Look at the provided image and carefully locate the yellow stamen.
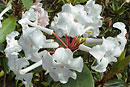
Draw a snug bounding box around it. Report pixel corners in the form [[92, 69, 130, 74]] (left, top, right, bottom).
[[60, 65, 64, 69], [85, 30, 93, 33]]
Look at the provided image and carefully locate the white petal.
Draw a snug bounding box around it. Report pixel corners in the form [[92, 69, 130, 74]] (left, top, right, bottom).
[[42, 51, 55, 71], [28, 30, 46, 49], [89, 45, 106, 61], [7, 54, 18, 71], [17, 58, 29, 70], [68, 57, 83, 72], [84, 0, 102, 16], [52, 68, 77, 84], [23, 73, 33, 85], [91, 58, 108, 72], [113, 22, 127, 36], [22, 8, 36, 21], [5, 31, 22, 56], [53, 48, 73, 63]]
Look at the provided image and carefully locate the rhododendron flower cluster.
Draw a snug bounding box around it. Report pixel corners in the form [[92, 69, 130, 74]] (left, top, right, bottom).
[[3, 0, 127, 87]]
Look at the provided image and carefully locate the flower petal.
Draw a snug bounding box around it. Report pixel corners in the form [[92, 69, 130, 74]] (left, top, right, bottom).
[[69, 57, 83, 72], [52, 48, 73, 64], [89, 45, 106, 62], [91, 58, 108, 72]]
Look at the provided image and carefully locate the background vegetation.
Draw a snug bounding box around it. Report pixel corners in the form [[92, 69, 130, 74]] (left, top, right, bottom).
[[0, 0, 130, 87]]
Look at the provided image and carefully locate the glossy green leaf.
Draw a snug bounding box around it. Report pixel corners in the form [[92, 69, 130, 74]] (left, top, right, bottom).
[[0, 16, 16, 44], [22, 0, 33, 9], [58, 65, 94, 87]]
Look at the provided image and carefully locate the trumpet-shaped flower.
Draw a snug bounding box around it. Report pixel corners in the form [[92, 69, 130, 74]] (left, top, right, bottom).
[[7, 53, 32, 87], [18, 25, 59, 62], [31, 3, 49, 27], [42, 48, 83, 83], [51, 4, 87, 37], [83, 0, 102, 37], [113, 22, 127, 54], [89, 37, 118, 72], [89, 22, 127, 72], [51, 0, 102, 37], [4, 28, 58, 87], [18, 2, 53, 35]]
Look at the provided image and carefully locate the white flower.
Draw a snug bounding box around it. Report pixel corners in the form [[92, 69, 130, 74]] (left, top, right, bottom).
[[89, 37, 118, 72], [4, 31, 22, 56], [126, 0, 130, 3], [89, 22, 127, 72], [42, 48, 83, 83], [19, 2, 52, 35], [21, 3, 49, 27], [7, 53, 32, 87], [84, 0, 102, 18], [31, 3, 49, 27], [22, 8, 37, 22], [51, 4, 88, 37], [51, 1, 102, 37], [83, 0, 102, 37], [18, 25, 59, 62], [113, 22, 127, 53], [79, 22, 127, 72]]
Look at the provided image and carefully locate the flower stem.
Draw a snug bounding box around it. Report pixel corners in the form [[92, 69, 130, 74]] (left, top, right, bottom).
[[70, 35, 78, 49], [65, 34, 69, 46], [53, 32, 68, 48]]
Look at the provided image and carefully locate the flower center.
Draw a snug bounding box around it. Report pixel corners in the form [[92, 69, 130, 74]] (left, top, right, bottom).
[[60, 65, 65, 69], [74, 19, 78, 23], [38, 19, 41, 23]]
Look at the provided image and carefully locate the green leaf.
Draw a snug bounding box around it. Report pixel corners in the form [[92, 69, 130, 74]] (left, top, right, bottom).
[[2, 58, 9, 74], [41, 82, 50, 86], [102, 55, 130, 82], [58, 65, 94, 87], [0, 16, 16, 44], [74, 0, 86, 3], [64, 0, 86, 4], [104, 79, 127, 87], [22, 0, 33, 9], [118, 50, 126, 61]]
